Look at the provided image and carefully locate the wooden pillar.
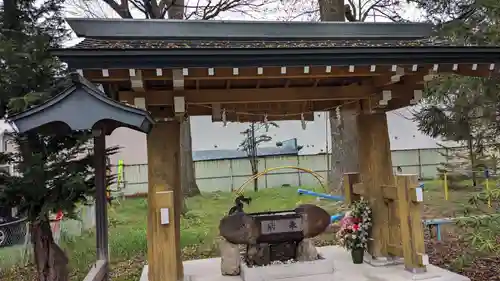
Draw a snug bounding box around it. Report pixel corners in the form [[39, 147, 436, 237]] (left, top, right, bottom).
[[93, 130, 109, 280], [357, 112, 393, 258], [147, 121, 183, 281]]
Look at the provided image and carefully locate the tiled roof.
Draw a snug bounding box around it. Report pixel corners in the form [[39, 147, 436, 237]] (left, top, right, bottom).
[[71, 37, 455, 50]]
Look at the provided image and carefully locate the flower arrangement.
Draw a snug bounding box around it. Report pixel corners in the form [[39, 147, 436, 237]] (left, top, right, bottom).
[[337, 199, 372, 251]]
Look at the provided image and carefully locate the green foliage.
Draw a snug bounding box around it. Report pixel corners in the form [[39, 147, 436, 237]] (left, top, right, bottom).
[[408, 0, 500, 45], [456, 189, 500, 255], [0, 0, 119, 226], [0, 132, 120, 221], [410, 0, 500, 186], [0, 0, 68, 115]]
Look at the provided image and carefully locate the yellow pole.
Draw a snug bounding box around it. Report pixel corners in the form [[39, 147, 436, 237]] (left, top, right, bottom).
[[443, 172, 449, 201], [117, 159, 124, 188]]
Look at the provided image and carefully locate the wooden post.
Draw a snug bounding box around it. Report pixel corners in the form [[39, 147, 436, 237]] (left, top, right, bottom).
[[93, 129, 109, 280], [343, 172, 360, 205], [395, 175, 427, 273], [147, 121, 183, 281], [357, 113, 393, 258]]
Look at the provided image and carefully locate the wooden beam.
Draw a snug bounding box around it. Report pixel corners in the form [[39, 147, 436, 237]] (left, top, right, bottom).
[[183, 65, 391, 80], [362, 84, 425, 113], [357, 112, 394, 258], [83, 66, 391, 82], [343, 173, 361, 205], [130, 69, 145, 92], [147, 121, 183, 281], [172, 69, 185, 90], [118, 84, 423, 105], [81, 64, 499, 84], [226, 112, 314, 122]]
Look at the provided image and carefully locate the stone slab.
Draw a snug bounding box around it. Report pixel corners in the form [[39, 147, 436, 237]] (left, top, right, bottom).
[[240, 258, 334, 281], [139, 246, 470, 281]]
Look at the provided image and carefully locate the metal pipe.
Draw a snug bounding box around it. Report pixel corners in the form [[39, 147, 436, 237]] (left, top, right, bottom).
[[297, 189, 344, 201]]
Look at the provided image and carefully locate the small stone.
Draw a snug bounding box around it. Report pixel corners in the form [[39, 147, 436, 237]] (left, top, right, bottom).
[[296, 238, 319, 261], [246, 243, 270, 266], [219, 239, 241, 276], [219, 213, 259, 244], [295, 204, 331, 238]]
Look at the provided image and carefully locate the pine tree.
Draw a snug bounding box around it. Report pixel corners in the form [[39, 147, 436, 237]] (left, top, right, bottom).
[[0, 0, 117, 280]]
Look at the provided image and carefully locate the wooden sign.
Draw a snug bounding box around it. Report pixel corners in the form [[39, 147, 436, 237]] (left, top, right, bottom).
[[260, 217, 303, 235]]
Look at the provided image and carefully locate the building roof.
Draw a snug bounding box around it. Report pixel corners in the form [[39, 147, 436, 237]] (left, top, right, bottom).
[[66, 18, 433, 41], [8, 73, 154, 135], [73, 38, 450, 50], [192, 138, 299, 161], [192, 147, 298, 161], [54, 18, 500, 69]]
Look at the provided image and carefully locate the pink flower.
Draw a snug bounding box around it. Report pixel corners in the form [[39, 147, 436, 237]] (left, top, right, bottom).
[[352, 224, 360, 231]]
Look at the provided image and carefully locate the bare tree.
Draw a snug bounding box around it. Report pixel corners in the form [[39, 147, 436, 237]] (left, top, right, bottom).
[[316, 0, 404, 193], [344, 0, 405, 22], [270, 0, 405, 22], [239, 121, 278, 192], [66, 0, 277, 20]]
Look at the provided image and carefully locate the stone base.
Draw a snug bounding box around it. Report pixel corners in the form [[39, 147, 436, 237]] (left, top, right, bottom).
[[363, 253, 404, 267], [139, 265, 193, 281], [139, 246, 470, 281], [240, 258, 334, 281]]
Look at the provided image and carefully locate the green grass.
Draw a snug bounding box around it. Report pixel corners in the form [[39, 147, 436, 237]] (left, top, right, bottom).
[[0, 183, 480, 281]]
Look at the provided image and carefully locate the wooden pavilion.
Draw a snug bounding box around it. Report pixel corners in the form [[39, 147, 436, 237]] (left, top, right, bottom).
[[53, 18, 500, 281]]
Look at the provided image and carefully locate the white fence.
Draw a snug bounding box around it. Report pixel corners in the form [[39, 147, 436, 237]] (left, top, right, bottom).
[[118, 154, 329, 195], [117, 148, 447, 195]]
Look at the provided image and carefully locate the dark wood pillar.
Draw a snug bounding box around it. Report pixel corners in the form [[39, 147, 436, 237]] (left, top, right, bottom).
[[147, 121, 183, 281], [357, 112, 393, 258], [93, 129, 109, 278]]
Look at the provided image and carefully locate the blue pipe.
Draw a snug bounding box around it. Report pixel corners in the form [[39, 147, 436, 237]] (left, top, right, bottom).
[[297, 189, 345, 201], [331, 213, 345, 222]]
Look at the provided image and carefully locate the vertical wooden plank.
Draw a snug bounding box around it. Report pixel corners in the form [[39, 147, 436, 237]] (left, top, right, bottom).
[[357, 113, 393, 258], [147, 121, 183, 281], [396, 175, 413, 270], [407, 175, 427, 272], [396, 175, 427, 272], [343, 173, 360, 204], [387, 198, 401, 257]]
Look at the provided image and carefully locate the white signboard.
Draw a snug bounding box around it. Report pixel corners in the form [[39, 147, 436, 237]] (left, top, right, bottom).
[[260, 218, 303, 235]]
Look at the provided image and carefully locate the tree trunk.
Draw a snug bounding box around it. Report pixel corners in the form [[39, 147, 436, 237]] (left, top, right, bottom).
[[252, 163, 259, 192], [319, 0, 360, 193], [168, 1, 201, 203], [180, 118, 201, 198], [318, 0, 345, 21], [249, 123, 259, 191], [329, 113, 343, 192], [467, 136, 477, 186], [31, 219, 69, 281]]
